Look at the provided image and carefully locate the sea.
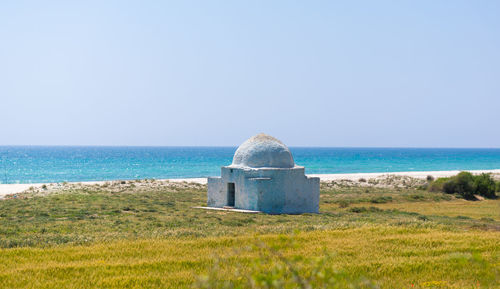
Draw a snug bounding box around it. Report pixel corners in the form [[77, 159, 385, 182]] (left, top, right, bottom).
[[1, 146, 500, 184]]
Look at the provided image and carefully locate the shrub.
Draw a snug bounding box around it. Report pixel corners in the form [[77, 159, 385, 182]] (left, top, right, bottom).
[[337, 200, 349, 208], [348, 206, 382, 213], [349, 207, 367, 213], [407, 194, 426, 201], [428, 177, 449, 192], [442, 172, 475, 199], [426, 175, 434, 182], [370, 196, 392, 204], [417, 183, 429, 190], [473, 174, 496, 199], [429, 172, 497, 200]]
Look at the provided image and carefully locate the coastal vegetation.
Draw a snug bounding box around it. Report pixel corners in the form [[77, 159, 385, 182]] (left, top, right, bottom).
[[429, 172, 499, 200], [0, 176, 498, 288]]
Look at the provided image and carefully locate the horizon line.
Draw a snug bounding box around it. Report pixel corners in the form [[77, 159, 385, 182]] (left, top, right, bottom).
[[1, 145, 500, 150]]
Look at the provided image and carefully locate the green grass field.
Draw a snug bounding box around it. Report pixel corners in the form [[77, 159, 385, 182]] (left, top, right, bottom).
[[0, 180, 498, 288]]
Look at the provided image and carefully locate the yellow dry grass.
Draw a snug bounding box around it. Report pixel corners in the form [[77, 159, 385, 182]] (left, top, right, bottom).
[[0, 226, 498, 289]]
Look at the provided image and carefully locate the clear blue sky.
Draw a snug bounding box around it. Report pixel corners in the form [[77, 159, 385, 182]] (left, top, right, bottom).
[[1, 0, 499, 147]]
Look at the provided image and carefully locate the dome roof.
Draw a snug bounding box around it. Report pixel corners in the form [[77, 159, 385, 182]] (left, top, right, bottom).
[[231, 133, 295, 168]]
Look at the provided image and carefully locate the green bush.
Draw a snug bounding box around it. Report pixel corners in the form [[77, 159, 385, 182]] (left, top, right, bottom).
[[348, 206, 382, 213], [442, 172, 475, 199], [337, 200, 350, 208], [429, 172, 497, 200], [370, 196, 392, 204], [473, 174, 496, 199], [428, 177, 449, 192]]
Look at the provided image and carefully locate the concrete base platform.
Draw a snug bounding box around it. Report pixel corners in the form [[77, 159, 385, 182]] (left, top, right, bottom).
[[193, 206, 261, 213]]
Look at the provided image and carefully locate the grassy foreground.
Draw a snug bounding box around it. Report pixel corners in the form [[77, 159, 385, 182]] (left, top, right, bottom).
[[0, 179, 499, 288]]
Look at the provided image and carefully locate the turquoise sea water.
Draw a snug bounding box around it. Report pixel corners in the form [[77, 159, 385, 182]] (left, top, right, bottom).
[[1, 146, 500, 184]]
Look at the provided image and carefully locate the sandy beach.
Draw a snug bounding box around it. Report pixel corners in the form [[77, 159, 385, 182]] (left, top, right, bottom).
[[1, 169, 499, 199], [309, 169, 500, 181]]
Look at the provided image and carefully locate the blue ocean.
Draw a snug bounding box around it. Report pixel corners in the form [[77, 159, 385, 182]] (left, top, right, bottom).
[[1, 146, 500, 184]]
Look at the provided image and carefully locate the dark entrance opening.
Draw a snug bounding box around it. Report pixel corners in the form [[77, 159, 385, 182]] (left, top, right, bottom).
[[227, 183, 235, 207]]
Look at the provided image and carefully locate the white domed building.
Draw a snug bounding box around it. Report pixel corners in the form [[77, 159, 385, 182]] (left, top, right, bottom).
[[207, 133, 319, 214]]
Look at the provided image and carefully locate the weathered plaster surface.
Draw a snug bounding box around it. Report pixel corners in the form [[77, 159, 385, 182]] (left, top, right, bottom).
[[207, 133, 319, 214], [231, 133, 294, 168]]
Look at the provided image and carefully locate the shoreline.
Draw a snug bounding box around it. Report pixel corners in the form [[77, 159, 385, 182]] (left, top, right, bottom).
[[1, 169, 499, 198], [309, 169, 500, 181]]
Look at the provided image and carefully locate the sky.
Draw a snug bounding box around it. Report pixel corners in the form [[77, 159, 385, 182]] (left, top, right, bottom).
[[0, 0, 499, 147]]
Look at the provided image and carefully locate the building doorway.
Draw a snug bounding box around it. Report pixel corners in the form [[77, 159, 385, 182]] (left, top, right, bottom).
[[227, 183, 235, 207]]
